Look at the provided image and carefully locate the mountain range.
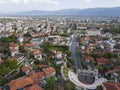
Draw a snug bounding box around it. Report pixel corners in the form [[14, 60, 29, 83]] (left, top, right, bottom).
[[10, 7, 120, 16]]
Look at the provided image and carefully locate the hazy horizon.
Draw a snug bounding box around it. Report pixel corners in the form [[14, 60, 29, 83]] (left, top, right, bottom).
[[0, 0, 120, 14]]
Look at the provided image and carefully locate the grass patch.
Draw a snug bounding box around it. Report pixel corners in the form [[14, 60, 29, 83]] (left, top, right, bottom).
[[63, 67, 69, 79]]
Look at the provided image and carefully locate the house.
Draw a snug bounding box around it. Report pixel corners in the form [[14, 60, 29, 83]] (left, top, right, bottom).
[[44, 67, 56, 76], [28, 67, 55, 80], [103, 82, 120, 90], [55, 51, 62, 60], [31, 33, 40, 38], [39, 64, 47, 68], [0, 52, 5, 58], [9, 42, 19, 57], [37, 67, 56, 79], [9, 54, 25, 64], [114, 66, 120, 71], [9, 77, 33, 90], [0, 58, 4, 64], [21, 65, 31, 74], [106, 66, 120, 74], [86, 30, 101, 36], [30, 38, 43, 45], [85, 56, 94, 62], [18, 34, 24, 43], [55, 51, 63, 65], [32, 49, 42, 60], [25, 84, 43, 90], [37, 72, 46, 79], [28, 71, 39, 84], [96, 58, 111, 64], [25, 43, 35, 51]]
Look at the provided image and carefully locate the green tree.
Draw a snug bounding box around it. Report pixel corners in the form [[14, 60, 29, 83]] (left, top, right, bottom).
[[97, 85, 103, 90], [19, 45, 25, 53], [97, 65, 109, 74], [46, 76, 56, 90], [8, 60, 18, 69], [103, 27, 120, 35], [34, 60, 40, 65], [0, 76, 7, 86], [65, 50, 72, 57], [66, 81, 76, 90], [28, 52, 34, 59], [104, 52, 114, 58], [72, 23, 77, 30]]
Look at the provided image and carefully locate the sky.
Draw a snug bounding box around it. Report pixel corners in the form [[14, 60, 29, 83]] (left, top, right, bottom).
[[0, 0, 120, 13]]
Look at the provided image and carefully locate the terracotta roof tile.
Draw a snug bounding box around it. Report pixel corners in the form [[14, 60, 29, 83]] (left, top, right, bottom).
[[37, 72, 45, 79], [25, 84, 43, 90], [39, 64, 45, 68], [37, 67, 55, 79], [21, 66, 30, 73], [0, 58, 4, 64], [25, 43, 35, 47], [86, 56, 94, 61], [10, 43, 19, 47], [103, 82, 120, 90], [96, 58, 111, 64], [9, 77, 33, 90], [28, 71, 39, 84]]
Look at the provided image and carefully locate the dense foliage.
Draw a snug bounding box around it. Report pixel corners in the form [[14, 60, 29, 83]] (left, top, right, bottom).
[[103, 28, 120, 34]]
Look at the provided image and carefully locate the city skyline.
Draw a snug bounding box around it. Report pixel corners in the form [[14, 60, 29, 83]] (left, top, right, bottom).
[[0, 0, 120, 13]]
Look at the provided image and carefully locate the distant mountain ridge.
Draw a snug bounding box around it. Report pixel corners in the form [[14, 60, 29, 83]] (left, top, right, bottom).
[[12, 7, 120, 16]]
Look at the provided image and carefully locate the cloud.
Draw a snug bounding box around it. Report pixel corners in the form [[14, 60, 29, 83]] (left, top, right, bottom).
[[32, 0, 59, 5], [23, 0, 29, 3], [82, 0, 91, 3], [11, 0, 22, 3], [10, 0, 59, 5], [0, 0, 6, 3], [116, 0, 120, 2]]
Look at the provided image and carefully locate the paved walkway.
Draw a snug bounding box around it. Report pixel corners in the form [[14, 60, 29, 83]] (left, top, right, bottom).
[[68, 70, 107, 89], [61, 66, 67, 81]]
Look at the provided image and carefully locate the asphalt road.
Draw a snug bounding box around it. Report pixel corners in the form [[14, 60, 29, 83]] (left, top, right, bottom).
[[71, 30, 82, 71]]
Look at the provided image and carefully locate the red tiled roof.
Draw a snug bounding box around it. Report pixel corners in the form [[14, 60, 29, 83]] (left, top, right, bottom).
[[106, 66, 120, 74], [115, 66, 120, 70], [28, 71, 39, 84], [0, 58, 4, 64], [45, 67, 55, 74], [9, 77, 33, 90], [37, 72, 45, 79], [56, 51, 62, 54], [86, 56, 94, 61], [96, 58, 111, 64], [39, 64, 45, 68], [25, 43, 35, 47], [21, 66, 30, 73], [103, 82, 120, 90], [10, 43, 19, 47], [32, 49, 41, 57], [34, 53, 41, 56], [29, 71, 38, 79], [25, 84, 43, 90], [37, 67, 55, 79]]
